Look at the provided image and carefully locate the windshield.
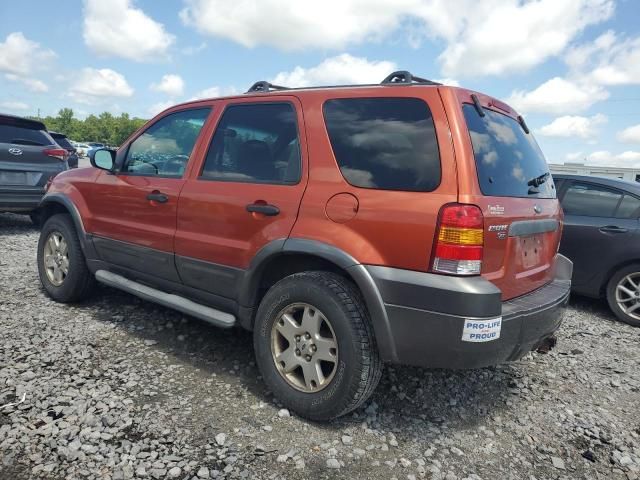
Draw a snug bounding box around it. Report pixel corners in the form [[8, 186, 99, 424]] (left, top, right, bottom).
[[463, 104, 555, 199]]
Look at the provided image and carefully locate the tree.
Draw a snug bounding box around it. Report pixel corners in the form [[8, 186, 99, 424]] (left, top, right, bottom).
[[36, 109, 148, 147]]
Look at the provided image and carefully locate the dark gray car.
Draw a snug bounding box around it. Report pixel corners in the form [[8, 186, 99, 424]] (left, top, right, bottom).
[[50, 131, 79, 168], [554, 174, 640, 326], [0, 114, 68, 221]]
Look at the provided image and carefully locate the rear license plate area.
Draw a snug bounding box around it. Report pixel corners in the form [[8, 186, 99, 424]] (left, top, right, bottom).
[[0, 171, 27, 185], [520, 234, 543, 268]]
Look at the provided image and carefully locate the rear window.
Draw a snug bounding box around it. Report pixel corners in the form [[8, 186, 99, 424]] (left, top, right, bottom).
[[323, 98, 441, 191], [0, 125, 53, 146], [51, 135, 74, 150], [463, 104, 555, 199]]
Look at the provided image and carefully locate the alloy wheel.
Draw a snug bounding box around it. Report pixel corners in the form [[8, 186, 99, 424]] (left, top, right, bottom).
[[615, 272, 640, 320], [270, 303, 339, 393], [43, 231, 69, 287]]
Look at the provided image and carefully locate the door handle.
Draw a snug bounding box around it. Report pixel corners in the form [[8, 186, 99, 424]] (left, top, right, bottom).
[[246, 203, 280, 216], [146, 192, 169, 203], [599, 225, 628, 234]]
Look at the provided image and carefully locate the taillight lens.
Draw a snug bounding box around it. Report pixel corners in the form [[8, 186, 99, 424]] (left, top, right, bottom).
[[431, 204, 484, 275], [43, 148, 69, 161]]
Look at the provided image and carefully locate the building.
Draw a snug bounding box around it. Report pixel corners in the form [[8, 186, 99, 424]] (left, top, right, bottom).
[[549, 163, 640, 183]]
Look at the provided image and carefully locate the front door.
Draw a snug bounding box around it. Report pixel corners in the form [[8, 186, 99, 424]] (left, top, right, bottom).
[[175, 98, 307, 299], [86, 107, 212, 282]]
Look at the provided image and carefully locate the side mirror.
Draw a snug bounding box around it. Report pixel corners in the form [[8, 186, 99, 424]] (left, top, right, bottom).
[[90, 148, 115, 172]]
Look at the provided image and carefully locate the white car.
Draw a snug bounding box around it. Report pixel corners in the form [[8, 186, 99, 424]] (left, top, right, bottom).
[[74, 143, 90, 157]]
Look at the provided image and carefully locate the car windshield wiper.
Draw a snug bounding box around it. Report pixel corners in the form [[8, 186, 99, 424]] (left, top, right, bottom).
[[527, 172, 549, 188]]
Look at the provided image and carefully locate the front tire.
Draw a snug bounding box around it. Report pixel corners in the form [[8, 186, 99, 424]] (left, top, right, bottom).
[[606, 263, 640, 327], [37, 214, 94, 303], [253, 271, 383, 421]]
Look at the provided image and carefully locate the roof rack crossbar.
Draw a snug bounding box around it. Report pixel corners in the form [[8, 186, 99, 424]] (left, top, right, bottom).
[[380, 70, 441, 86], [245, 81, 289, 93]]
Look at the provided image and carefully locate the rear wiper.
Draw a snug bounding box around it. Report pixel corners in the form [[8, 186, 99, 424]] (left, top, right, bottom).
[[527, 172, 549, 188]]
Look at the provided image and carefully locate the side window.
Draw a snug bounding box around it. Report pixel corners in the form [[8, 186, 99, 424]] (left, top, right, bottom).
[[200, 103, 301, 184], [561, 182, 623, 217], [323, 97, 441, 191], [616, 194, 640, 219], [122, 108, 210, 177]]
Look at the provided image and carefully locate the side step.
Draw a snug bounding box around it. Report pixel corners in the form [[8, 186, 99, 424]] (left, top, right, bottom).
[[95, 270, 236, 329]]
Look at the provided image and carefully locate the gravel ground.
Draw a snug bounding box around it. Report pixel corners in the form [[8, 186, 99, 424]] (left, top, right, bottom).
[[1, 212, 639, 480]]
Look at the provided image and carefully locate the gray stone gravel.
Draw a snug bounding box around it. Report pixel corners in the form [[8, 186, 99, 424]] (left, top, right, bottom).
[[1, 212, 639, 480]]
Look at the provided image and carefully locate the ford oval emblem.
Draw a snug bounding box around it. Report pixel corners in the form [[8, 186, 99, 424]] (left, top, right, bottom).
[[533, 205, 542, 214], [8, 148, 23, 155]]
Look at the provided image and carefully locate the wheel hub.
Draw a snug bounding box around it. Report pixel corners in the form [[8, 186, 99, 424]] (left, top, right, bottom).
[[42, 231, 69, 287], [615, 272, 640, 320]]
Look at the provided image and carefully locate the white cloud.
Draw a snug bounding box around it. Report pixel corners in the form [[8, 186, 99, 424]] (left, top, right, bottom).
[[68, 68, 134, 104], [507, 77, 609, 115], [272, 54, 396, 88], [83, 0, 174, 62], [618, 124, 640, 144], [565, 151, 584, 162], [180, 0, 613, 77], [147, 100, 175, 117], [0, 32, 56, 76], [4, 74, 48, 93], [0, 32, 54, 93], [433, 78, 460, 87], [566, 31, 640, 86], [189, 86, 239, 100], [150, 74, 185, 96], [0, 101, 29, 111], [181, 42, 207, 56], [538, 114, 607, 139], [586, 151, 640, 168]]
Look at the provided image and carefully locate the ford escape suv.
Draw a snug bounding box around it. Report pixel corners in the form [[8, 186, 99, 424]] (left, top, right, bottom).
[[36, 71, 572, 421]]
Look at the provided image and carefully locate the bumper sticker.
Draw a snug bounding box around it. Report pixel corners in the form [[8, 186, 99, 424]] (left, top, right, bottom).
[[461, 317, 502, 342]]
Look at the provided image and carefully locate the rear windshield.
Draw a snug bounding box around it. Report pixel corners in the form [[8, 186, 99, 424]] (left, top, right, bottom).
[[463, 104, 555, 199], [0, 125, 53, 146], [323, 97, 441, 192], [52, 135, 74, 150]]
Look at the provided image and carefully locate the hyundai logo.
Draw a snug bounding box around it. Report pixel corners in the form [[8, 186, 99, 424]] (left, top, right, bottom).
[[533, 205, 542, 214], [8, 148, 23, 156]]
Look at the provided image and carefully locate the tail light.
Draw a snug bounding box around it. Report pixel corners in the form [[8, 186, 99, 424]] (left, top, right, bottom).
[[431, 204, 484, 275], [43, 148, 69, 161]]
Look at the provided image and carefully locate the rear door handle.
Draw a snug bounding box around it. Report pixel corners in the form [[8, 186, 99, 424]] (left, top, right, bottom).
[[599, 225, 628, 234], [246, 203, 280, 216], [146, 192, 169, 203]]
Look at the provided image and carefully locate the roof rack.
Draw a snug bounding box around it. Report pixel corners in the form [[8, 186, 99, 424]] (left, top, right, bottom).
[[245, 81, 289, 93], [380, 71, 441, 86]]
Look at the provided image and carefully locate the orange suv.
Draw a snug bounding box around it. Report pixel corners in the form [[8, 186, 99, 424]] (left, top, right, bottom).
[[36, 71, 572, 421]]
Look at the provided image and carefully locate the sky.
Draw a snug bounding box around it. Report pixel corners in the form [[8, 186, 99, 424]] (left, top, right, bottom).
[[0, 0, 639, 167]]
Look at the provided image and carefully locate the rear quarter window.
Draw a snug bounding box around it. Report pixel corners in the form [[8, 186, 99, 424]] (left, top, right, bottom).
[[463, 104, 555, 199], [323, 97, 441, 192]]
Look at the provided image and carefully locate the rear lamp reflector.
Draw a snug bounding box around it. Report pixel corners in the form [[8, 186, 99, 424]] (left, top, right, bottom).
[[431, 204, 484, 275], [43, 148, 69, 161]]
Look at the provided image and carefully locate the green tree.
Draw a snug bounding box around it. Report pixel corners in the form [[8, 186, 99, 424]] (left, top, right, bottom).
[[36, 108, 148, 147]]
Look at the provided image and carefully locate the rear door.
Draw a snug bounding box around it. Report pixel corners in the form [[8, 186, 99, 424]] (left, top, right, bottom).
[[559, 180, 640, 293], [457, 99, 561, 300], [86, 107, 211, 282], [174, 97, 307, 299]]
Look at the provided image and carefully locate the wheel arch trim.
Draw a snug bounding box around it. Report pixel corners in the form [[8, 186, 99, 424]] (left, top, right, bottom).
[[239, 238, 398, 362]]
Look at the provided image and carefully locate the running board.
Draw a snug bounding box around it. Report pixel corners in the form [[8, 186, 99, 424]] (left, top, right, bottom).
[[95, 270, 236, 329]]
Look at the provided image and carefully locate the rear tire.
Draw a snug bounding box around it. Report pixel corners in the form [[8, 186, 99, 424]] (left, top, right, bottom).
[[253, 271, 383, 421], [37, 214, 94, 303], [606, 263, 640, 327]]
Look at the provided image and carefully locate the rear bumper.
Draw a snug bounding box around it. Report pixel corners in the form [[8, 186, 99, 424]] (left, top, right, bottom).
[[0, 186, 46, 212], [366, 254, 572, 369]]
